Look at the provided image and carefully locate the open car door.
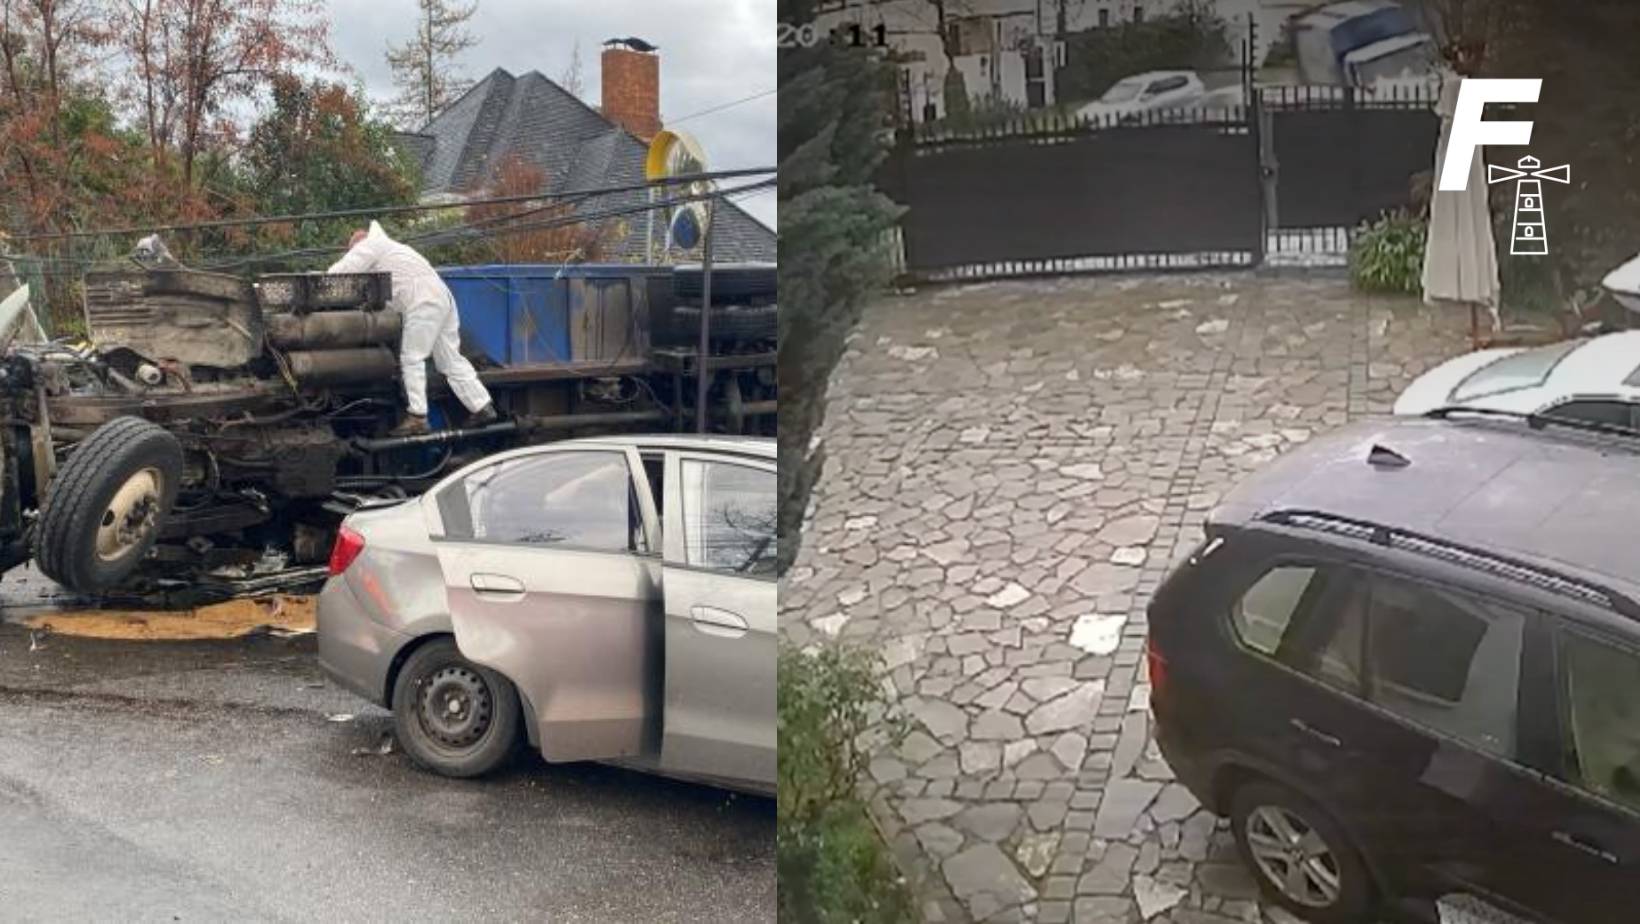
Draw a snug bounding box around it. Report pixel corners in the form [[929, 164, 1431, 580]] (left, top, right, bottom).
[[658, 449, 777, 789], [427, 444, 663, 762]]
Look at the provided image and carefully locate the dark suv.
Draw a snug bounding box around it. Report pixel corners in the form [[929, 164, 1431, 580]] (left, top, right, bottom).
[[1148, 415, 1640, 924]]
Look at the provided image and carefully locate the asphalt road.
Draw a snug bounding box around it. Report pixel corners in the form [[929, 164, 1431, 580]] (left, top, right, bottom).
[[0, 621, 774, 923]]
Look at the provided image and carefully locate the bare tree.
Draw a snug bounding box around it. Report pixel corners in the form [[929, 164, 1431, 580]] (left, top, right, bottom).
[[557, 37, 582, 98], [386, 0, 478, 129]]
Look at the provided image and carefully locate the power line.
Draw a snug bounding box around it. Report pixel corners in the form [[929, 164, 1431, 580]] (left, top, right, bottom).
[[669, 88, 776, 124], [2, 166, 776, 244], [8, 178, 776, 277]]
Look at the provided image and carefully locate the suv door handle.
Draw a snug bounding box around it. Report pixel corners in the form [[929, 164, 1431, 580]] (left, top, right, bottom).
[[1289, 718, 1342, 748], [690, 606, 748, 638], [1552, 830, 1619, 865]]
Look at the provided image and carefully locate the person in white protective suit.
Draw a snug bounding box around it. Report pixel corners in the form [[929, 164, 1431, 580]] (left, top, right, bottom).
[[327, 221, 496, 436]]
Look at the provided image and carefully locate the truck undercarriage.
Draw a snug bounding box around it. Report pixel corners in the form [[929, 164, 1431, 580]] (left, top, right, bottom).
[[0, 261, 775, 603]]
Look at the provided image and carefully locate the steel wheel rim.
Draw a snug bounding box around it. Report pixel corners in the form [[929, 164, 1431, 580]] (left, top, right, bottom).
[[418, 665, 494, 749], [1245, 805, 1342, 908], [96, 467, 163, 561]]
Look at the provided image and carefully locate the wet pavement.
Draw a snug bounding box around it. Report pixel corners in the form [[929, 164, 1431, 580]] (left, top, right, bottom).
[[781, 271, 1470, 923], [0, 613, 774, 921]]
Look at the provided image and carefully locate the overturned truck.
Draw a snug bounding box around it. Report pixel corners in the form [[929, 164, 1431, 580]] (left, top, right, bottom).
[[0, 261, 775, 600]]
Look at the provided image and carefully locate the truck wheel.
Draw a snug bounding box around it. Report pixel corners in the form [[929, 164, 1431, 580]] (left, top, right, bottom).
[[35, 416, 183, 593], [392, 637, 522, 778], [673, 303, 777, 342]]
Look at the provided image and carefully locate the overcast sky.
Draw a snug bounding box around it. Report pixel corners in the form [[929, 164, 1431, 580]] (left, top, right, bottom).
[[326, 0, 776, 229]]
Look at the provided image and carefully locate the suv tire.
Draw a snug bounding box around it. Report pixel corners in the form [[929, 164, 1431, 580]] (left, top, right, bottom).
[[35, 416, 183, 592], [392, 638, 522, 778], [1230, 780, 1376, 924]]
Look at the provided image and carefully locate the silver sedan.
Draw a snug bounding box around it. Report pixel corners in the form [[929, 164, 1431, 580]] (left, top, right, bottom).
[[316, 435, 775, 794]]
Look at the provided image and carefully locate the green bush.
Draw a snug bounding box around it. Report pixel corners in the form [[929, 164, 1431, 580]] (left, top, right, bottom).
[[1350, 210, 1427, 294], [778, 643, 911, 924]]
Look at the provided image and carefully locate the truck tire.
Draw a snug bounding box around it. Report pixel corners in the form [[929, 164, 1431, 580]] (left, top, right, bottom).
[[672, 303, 777, 342], [35, 416, 183, 593]]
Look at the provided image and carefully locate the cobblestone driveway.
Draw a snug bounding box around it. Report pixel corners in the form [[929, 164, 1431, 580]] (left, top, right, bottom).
[[781, 272, 1472, 924]]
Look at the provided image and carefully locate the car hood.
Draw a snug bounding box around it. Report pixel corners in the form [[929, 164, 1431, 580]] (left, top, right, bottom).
[[1392, 347, 1521, 415]]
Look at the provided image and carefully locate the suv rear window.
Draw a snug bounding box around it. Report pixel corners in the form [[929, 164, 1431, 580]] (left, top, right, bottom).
[[1451, 339, 1582, 402]]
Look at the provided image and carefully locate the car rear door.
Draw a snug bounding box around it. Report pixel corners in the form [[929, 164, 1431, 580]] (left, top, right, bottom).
[[428, 444, 663, 762], [658, 449, 776, 787], [1486, 616, 1640, 924]]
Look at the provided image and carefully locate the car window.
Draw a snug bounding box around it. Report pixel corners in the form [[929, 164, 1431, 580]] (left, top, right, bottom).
[[1560, 629, 1640, 813], [1538, 399, 1640, 433], [1145, 75, 1189, 96], [438, 450, 640, 552], [1450, 339, 1583, 403], [1231, 565, 1316, 655], [680, 459, 776, 577], [1365, 575, 1524, 758], [1230, 563, 1367, 693], [1622, 362, 1640, 388]]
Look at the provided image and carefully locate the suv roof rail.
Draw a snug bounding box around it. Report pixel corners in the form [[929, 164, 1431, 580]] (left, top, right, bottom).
[[1258, 509, 1640, 621]]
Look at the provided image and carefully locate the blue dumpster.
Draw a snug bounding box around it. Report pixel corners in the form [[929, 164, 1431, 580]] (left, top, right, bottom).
[[438, 264, 668, 365]]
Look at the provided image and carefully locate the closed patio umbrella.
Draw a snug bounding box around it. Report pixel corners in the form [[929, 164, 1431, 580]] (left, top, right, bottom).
[[1422, 67, 1501, 343]]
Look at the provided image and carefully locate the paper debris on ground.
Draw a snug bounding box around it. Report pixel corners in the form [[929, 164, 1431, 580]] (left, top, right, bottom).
[[22, 595, 316, 641]]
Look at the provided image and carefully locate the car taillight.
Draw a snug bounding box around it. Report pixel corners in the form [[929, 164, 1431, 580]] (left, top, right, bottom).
[[1146, 638, 1168, 703], [328, 524, 366, 576]]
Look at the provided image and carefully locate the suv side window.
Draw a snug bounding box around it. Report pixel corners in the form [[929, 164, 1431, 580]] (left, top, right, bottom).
[[1231, 565, 1315, 656], [1229, 564, 1364, 693], [1365, 575, 1524, 758], [1559, 628, 1640, 812]]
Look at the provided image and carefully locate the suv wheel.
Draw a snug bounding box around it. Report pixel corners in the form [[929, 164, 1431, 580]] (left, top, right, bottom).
[[391, 638, 522, 778], [1230, 781, 1375, 924]]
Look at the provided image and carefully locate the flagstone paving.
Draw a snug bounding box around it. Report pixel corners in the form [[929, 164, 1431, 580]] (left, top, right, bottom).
[[781, 271, 1471, 923]]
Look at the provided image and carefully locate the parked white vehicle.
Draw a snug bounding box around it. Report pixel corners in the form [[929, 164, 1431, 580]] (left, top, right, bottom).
[[1077, 70, 1206, 123], [1393, 331, 1640, 430]]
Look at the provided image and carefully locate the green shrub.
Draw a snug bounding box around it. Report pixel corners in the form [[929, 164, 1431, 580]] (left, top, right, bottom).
[[778, 643, 911, 923], [1350, 210, 1427, 294]]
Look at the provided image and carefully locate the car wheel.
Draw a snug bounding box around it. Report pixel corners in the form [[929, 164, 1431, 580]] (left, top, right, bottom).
[[35, 416, 183, 592], [392, 638, 522, 778], [1230, 781, 1376, 924]]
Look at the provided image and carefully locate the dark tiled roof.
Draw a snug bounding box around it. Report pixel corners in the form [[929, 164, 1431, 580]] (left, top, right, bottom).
[[397, 67, 774, 263]]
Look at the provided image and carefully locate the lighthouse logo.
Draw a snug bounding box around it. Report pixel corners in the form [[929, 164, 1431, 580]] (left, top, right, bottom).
[[1487, 155, 1570, 255], [1436, 78, 1569, 256]]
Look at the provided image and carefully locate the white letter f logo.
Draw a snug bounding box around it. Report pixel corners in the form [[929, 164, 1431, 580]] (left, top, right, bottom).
[[1438, 79, 1541, 191]]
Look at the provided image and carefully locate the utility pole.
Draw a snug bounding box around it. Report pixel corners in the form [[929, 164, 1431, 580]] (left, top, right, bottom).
[[695, 199, 716, 433]]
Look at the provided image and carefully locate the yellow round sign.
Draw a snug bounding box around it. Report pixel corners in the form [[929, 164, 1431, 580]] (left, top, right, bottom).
[[645, 128, 708, 181]]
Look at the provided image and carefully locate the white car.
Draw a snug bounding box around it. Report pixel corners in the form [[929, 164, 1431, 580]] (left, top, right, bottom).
[[1393, 331, 1640, 431], [1077, 70, 1206, 124]]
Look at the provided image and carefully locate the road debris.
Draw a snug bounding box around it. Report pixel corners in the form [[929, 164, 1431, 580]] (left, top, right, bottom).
[[352, 733, 396, 757], [21, 595, 316, 641]]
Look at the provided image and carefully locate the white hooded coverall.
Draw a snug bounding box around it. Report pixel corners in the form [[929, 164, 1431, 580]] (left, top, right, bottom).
[[326, 221, 492, 417]]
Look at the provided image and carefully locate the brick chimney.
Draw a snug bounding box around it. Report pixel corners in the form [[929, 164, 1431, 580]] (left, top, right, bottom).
[[600, 45, 661, 141]]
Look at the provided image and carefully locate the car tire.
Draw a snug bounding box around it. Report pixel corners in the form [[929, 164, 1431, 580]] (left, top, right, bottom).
[[392, 638, 522, 779], [35, 416, 183, 593], [1230, 781, 1376, 924]]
